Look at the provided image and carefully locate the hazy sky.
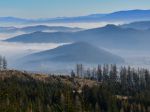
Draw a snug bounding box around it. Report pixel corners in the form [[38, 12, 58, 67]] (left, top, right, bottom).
[[0, 0, 150, 18]]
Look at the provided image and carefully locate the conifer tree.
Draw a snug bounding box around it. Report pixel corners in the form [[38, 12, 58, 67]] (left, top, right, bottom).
[[0, 55, 2, 70], [3, 57, 7, 70], [97, 65, 102, 82]]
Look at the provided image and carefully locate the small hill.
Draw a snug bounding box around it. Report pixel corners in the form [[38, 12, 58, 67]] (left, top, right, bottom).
[[14, 42, 124, 72], [22, 42, 124, 64]]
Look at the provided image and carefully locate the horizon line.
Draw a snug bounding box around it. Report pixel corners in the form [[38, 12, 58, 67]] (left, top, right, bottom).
[[0, 9, 150, 19]]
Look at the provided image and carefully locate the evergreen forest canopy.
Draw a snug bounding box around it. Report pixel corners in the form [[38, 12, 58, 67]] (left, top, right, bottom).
[[0, 64, 150, 112]]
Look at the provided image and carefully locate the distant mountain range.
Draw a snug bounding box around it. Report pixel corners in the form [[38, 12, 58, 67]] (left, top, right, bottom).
[[121, 21, 150, 30], [18, 42, 124, 71], [1, 9, 150, 23], [6, 31, 73, 43], [6, 24, 150, 50], [0, 17, 30, 23], [0, 25, 81, 33]]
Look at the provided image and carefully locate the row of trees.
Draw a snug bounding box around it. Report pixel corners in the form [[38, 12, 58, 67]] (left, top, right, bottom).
[[0, 55, 7, 70], [74, 64, 150, 95]]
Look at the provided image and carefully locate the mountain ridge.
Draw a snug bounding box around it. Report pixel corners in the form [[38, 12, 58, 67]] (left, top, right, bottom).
[[1, 9, 150, 23], [0, 25, 82, 33], [5, 24, 150, 50], [18, 42, 124, 71], [22, 42, 124, 63], [121, 21, 150, 30]]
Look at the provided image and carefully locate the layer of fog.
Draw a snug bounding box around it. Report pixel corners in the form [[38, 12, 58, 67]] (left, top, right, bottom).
[[0, 32, 25, 40], [1, 40, 150, 72], [106, 48, 150, 69], [0, 22, 124, 29], [1, 21, 150, 72], [0, 22, 124, 40], [27, 22, 123, 29], [0, 21, 124, 42], [0, 41, 68, 65]]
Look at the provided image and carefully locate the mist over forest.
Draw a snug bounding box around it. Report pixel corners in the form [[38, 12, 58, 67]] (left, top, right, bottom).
[[0, 0, 150, 110]]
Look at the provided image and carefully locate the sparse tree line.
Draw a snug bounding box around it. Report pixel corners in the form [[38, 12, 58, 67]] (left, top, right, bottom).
[[0, 55, 7, 70], [76, 64, 150, 89], [75, 64, 150, 95]]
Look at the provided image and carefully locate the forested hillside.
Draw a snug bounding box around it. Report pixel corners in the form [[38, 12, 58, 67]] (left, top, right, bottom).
[[0, 65, 150, 112]]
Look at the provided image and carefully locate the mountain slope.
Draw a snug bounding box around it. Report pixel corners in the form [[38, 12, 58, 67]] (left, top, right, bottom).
[[22, 42, 124, 64], [99, 9, 150, 22], [18, 42, 124, 71], [5, 24, 137, 43], [121, 21, 150, 30], [6, 31, 74, 43]]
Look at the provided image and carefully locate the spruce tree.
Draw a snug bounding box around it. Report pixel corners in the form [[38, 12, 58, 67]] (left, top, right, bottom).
[[97, 65, 102, 82], [0, 55, 2, 70], [2, 57, 7, 70]]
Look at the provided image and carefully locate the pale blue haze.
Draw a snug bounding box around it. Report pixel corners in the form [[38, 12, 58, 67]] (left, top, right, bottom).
[[0, 0, 150, 18]]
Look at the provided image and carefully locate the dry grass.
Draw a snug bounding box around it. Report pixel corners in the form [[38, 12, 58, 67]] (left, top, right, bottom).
[[0, 70, 98, 89]]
